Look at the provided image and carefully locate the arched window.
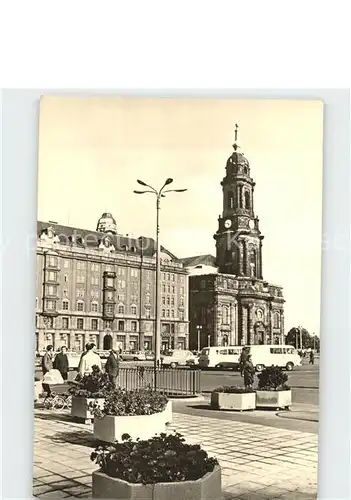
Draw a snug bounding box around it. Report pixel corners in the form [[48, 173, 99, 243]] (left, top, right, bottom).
[[131, 305, 137, 315], [62, 299, 69, 311], [222, 306, 229, 325], [273, 312, 280, 328], [249, 248, 257, 277], [91, 302, 98, 313], [244, 191, 251, 210], [76, 300, 84, 312], [227, 191, 234, 209], [118, 304, 125, 314]]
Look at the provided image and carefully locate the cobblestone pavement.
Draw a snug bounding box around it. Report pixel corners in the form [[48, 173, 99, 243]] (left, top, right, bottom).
[[33, 409, 318, 499]]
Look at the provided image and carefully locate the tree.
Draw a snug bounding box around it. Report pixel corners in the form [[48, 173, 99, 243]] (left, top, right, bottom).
[[285, 327, 319, 351]]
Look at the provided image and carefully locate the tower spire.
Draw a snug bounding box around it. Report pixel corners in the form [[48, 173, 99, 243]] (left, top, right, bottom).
[[233, 123, 240, 151]]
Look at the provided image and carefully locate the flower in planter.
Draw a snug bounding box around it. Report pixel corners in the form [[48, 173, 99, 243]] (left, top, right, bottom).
[[213, 385, 255, 394], [257, 366, 290, 391], [89, 388, 168, 418], [69, 365, 114, 398], [90, 432, 218, 485]]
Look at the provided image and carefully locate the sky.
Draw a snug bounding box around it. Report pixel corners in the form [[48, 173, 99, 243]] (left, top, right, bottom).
[[38, 96, 323, 335]]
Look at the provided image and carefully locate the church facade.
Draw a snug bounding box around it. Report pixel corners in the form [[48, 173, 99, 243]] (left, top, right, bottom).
[[185, 128, 285, 349]]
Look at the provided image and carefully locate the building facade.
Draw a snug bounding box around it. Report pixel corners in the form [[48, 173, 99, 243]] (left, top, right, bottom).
[[36, 214, 189, 352], [183, 129, 285, 349]]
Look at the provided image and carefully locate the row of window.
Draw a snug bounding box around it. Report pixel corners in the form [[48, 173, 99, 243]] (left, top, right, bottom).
[[161, 296, 185, 306], [48, 258, 185, 282], [162, 309, 185, 320], [41, 316, 138, 332], [44, 273, 185, 295]]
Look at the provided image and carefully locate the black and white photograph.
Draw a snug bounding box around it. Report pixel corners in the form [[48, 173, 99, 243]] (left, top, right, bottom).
[[33, 96, 323, 499]]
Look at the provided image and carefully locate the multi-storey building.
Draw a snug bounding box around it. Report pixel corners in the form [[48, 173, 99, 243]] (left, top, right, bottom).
[[181, 128, 285, 349], [36, 213, 189, 352]]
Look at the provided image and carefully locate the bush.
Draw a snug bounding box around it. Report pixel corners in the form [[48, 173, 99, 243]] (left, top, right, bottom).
[[69, 365, 114, 398], [90, 388, 168, 418], [91, 432, 218, 484], [257, 366, 289, 391], [213, 386, 255, 394]]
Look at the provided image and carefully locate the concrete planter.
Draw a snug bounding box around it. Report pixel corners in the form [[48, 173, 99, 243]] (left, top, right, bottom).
[[92, 465, 221, 499], [164, 400, 172, 424], [256, 389, 292, 409], [93, 406, 169, 443], [211, 391, 256, 411], [71, 397, 105, 423], [34, 381, 43, 402]]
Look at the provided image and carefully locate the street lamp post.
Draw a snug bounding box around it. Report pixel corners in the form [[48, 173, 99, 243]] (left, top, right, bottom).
[[196, 325, 203, 352], [134, 178, 187, 386], [299, 325, 303, 350]]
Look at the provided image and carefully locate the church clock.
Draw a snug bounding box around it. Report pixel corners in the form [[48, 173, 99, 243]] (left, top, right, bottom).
[[224, 219, 232, 229]]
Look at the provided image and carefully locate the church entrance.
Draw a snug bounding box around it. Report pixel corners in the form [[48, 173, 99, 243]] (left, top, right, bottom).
[[254, 322, 266, 345], [103, 334, 112, 350]]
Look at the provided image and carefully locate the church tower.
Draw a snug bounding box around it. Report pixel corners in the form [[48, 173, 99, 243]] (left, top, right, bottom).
[[214, 125, 264, 279]]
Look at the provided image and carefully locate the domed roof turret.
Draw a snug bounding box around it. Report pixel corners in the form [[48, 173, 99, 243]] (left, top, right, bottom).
[[96, 212, 117, 234], [225, 124, 250, 177]]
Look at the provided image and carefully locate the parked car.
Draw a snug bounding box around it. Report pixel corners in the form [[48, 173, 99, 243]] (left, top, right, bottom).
[[95, 350, 110, 359], [198, 346, 243, 370], [120, 350, 146, 361], [186, 354, 200, 367], [145, 350, 155, 361], [161, 349, 197, 368], [248, 345, 301, 371]]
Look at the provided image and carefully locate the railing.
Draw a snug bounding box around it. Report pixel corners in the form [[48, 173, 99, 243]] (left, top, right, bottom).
[[118, 367, 200, 397]]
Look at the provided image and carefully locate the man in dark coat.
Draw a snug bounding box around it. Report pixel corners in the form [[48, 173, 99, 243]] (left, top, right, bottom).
[[243, 355, 255, 389], [309, 350, 315, 365], [53, 346, 69, 380], [239, 346, 249, 376], [105, 349, 120, 387], [41, 345, 53, 395]]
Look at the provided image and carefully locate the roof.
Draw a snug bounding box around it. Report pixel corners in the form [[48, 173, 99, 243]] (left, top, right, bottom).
[[37, 221, 179, 261], [179, 254, 216, 268]]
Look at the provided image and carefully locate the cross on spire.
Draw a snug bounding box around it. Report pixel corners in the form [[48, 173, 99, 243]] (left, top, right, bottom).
[[233, 123, 240, 151]]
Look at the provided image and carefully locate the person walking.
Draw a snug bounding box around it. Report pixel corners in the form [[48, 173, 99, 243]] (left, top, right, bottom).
[[41, 345, 54, 396], [309, 350, 315, 365], [53, 346, 69, 381], [243, 354, 255, 390], [78, 343, 101, 376], [239, 346, 249, 376], [105, 349, 120, 387]]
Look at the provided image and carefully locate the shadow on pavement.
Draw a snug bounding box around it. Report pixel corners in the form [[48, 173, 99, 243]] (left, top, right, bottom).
[[43, 429, 97, 448], [35, 411, 74, 424], [276, 410, 319, 422]]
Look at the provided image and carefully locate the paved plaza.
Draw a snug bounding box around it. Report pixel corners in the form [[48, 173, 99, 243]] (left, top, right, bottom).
[[33, 407, 318, 499]]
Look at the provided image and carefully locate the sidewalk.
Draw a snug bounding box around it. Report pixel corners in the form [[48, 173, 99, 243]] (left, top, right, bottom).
[[33, 408, 318, 499]]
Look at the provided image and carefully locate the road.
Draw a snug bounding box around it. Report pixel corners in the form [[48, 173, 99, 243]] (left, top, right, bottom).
[[199, 363, 319, 407], [35, 359, 319, 407]]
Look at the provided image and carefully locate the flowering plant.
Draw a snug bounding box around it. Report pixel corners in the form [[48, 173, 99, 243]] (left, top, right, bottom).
[[257, 366, 290, 391], [68, 365, 114, 398], [91, 432, 218, 484], [89, 388, 168, 418], [213, 385, 255, 394]]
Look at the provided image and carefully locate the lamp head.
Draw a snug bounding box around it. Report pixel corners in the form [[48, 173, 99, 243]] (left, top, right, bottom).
[[133, 190, 146, 194], [165, 178, 173, 186], [137, 179, 147, 186]]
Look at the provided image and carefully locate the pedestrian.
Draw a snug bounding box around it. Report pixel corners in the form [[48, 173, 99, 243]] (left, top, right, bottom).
[[243, 354, 255, 389], [41, 345, 53, 396], [239, 346, 249, 376], [78, 343, 101, 376], [309, 350, 315, 365], [105, 349, 120, 387], [53, 345, 69, 381]]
